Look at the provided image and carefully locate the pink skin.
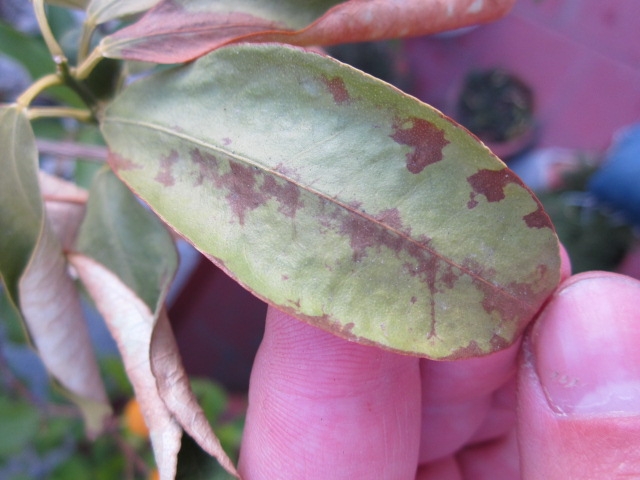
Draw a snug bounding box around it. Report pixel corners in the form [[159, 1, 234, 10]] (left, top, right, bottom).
[[239, 248, 640, 479]]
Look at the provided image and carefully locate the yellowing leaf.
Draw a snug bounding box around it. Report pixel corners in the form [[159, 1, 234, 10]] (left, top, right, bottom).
[[101, 44, 561, 359], [101, 0, 515, 63]]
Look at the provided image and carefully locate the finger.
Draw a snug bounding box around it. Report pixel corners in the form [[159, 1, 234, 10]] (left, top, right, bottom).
[[518, 272, 640, 479], [238, 307, 422, 480], [418, 341, 520, 463], [417, 242, 571, 465]]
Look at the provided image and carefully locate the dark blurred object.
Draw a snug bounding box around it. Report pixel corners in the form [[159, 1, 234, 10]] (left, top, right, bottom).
[[456, 68, 536, 160], [536, 159, 635, 274], [588, 123, 640, 228], [327, 40, 411, 91], [169, 256, 267, 393]]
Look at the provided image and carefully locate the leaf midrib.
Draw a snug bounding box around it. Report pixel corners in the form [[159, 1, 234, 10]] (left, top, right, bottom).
[[103, 115, 535, 309]]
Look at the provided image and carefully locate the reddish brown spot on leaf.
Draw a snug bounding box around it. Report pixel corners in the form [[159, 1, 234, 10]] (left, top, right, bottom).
[[154, 150, 179, 186], [222, 163, 266, 225], [523, 204, 553, 229], [262, 176, 303, 219], [322, 76, 350, 105], [391, 117, 449, 174], [442, 341, 484, 360], [467, 168, 521, 208], [190, 149, 219, 186], [375, 208, 404, 231], [108, 152, 142, 171], [189, 149, 303, 224]]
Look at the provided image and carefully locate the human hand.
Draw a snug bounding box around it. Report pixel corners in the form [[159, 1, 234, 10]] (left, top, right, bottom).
[[238, 271, 640, 479]]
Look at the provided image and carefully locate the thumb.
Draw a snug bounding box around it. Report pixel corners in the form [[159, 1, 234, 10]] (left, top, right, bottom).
[[517, 272, 640, 479]]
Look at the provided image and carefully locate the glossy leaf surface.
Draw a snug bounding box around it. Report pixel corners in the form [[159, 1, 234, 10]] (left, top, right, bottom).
[[102, 44, 560, 359], [101, 0, 515, 63]]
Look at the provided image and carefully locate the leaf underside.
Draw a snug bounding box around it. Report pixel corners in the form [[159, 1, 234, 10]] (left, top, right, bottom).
[[101, 44, 560, 359], [101, 0, 516, 63]]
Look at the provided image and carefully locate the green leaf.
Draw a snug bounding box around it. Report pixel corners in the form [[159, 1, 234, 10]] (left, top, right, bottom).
[[0, 23, 83, 106], [76, 168, 177, 313], [0, 21, 55, 78], [0, 396, 40, 457], [46, 0, 89, 9], [100, 0, 515, 64], [0, 105, 42, 305], [0, 107, 110, 434], [101, 44, 560, 359]]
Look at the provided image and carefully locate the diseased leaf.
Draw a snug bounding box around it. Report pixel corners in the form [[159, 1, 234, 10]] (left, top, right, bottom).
[[86, 0, 162, 27], [100, 0, 515, 63], [0, 106, 110, 435], [73, 169, 237, 475], [151, 311, 239, 476], [76, 168, 176, 313], [39, 171, 88, 251], [101, 44, 561, 359], [68, 254, 238, 479], [68, 253, 182, 480]]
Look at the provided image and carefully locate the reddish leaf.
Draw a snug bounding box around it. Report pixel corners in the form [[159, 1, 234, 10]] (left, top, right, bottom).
[[101, 0, 516, 63]]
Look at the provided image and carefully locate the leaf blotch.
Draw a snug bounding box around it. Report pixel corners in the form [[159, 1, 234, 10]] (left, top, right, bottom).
[[262, 176, 303, 219], [154, 150, 179, 186], [189, 148, 303, 224], [108, 152, 142, 171], [322, 76, 351, 105], [523, 204, 553, 229], [466, 168, 520, 208], [375, 208, 404, 231], [391, 117, 449, 174]]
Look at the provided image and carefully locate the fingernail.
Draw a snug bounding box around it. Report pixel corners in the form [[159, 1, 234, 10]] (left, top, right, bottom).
[[532, 273, 640, 415]]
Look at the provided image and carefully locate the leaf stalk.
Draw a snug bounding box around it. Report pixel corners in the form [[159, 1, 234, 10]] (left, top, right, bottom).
[[16, 73, 63, 108], [27, 107, 93, 122], [33, 0, 67, 65]]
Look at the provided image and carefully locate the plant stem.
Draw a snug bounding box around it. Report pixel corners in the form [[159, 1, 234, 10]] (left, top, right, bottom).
[[74, 46, 105, 81], [57, 61, 100, 113], [77, 20, 97, 64], [16, 73, 63, 108], [27, 107, 94, 122], [33, 0, 67, 65]]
